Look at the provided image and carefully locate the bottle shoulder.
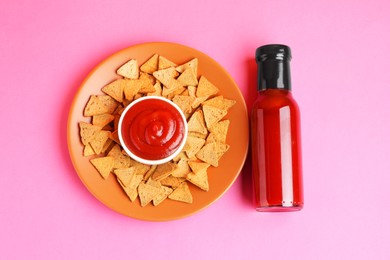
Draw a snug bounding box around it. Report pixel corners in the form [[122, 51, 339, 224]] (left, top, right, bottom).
[[252, 90, 299, 110]]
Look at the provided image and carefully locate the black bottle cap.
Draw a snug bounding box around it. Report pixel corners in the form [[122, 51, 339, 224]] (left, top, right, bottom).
[[255, 44, 292, 91]]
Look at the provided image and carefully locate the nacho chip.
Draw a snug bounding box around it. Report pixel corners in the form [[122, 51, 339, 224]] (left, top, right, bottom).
[[84, 95, 118, 116], [107, 144, 131, 169], [172, 95, 194, 114], [151, 162, 177, 181], [109, 130, 119, 144], [90, 156, 114, 179], [177, 68, 198, 86], [83, 143, 95, 157], [171, 158, 191, 178], [187, 168, 209, 191], [160, 175, 186, 188], [143, 165, 157, 180], [79, 122, 102, 145], [202, 105, 227, 129], [183, 136, 206, 159], [116, 59, 139, 79], [195, 142, 218, 167], [176, 58, 198, 76], [123, 79, 142, 101], [118, 175, 143, 202], [147, 81, 162, 97], [153, 186, 174, 206], [202, 95, 236, 110], [138, 72, 156, 94], [188, 161, 210, 174], [196, 76, 219, 97], [140, 54, 159, 74], [187, 110, 207, 135], [92, 113, 115, 127], [168, 182, 193, 203], [102, 79, 125, 102], [158, 56, 177, 70], [114, 167, 136, 187], [89, 130, 110, 154], [208, 120, 230, 143], [153, 67, 178, 88], [138, 181, 161, 207]]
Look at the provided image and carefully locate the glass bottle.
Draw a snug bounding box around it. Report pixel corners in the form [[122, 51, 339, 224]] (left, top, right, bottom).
[[251, 44, 304, 211]]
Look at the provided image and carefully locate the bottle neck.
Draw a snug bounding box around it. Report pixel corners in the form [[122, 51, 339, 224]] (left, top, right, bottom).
[[257, 58, 291, 91]]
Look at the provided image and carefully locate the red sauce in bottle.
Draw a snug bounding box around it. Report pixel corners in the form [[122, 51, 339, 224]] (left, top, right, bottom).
[[251, 45, 303, 211], [120, 97, 186, 161]]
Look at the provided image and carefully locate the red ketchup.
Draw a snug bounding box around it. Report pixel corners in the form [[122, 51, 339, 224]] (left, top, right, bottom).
[[251, 44, 303, 211], [120, 97, 186, 162]]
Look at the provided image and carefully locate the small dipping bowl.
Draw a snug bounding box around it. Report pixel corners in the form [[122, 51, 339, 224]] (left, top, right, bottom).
[[118, 96, 188, 165]]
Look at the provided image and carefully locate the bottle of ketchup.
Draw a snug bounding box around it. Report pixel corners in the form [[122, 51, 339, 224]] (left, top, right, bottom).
[[251, 44, 303, 211]]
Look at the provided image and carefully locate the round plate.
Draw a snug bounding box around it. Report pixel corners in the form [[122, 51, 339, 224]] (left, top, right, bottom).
[[67, 42, 249, 221]]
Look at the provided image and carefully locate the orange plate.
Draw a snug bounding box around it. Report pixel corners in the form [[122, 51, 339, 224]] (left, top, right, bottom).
[[67, 42, 249, 221]]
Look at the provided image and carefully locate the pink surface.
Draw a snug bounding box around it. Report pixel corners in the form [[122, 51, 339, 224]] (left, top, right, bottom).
[[1, 0, 390, 259]]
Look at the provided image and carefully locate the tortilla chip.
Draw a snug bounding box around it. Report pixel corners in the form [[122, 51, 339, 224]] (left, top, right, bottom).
[[107, 144, 131, 169], [143, 165, 157, 181], [187, 168, 209, 191], [123, 79, 142, 101], [168, 182, 193, 203], [79, 122, 102, 145], [187, 110, 207, 135], [118, 175, 143, 202], [208, 120, 230, 143], [202, 95, 236, 110], [176, 58, 198, 76], [84, 95, 118, 117], [202, 105, 227, 129], [102, 138, 113, 154], [159, 175, 186, 188], [92, 113, 115, 127], [90, 156, 114, 179], [171, 159, 191, 178], [162, 84, 185, 97], [188, 161, 210, 174], [151, 162, 177, 181], [172, 151, 188, 162], [158, 56, 177, 70], [138, 181, 161, 207], [177, 68, 198, 86], [172, 95, 194, 114], [196, 76, 219, 97], [109, 130, 119, 144], [138, 72, 156, 94], [83, 143, 95, 157], [147, 81, 162, 97], [153, 186, 174, 206], [102, 79, 125, 102], [89, 130, 110, 154], [114, 167, 136, 187], [183, 136, 206, 159], [116, 59, 139, 79], [195, 142, 218, 167], [140, 54, 159, 74], [153, 67, 177, 88]]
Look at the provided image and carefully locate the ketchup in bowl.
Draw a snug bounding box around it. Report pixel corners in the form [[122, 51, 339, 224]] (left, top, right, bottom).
[[118, 96, 188, 165]]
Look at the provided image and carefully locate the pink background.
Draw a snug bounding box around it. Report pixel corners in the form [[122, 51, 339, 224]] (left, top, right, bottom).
[[1, 0, 389, 259]]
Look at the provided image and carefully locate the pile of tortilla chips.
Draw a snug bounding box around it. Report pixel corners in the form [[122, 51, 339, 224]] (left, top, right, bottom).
[[79, 54, 235, 207]]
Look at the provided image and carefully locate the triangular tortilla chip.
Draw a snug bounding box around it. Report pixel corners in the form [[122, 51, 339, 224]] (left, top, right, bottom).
[[158, 56, 177, 70], [183, 136, 206, 159], [109, 130, 119, 144], [195, 142, 219, 167], [176, 58, 198, 76], [153, 67, 178, 88], [143, 165, 157, 181], [116, 59, 139, 79], [187, 110, 207, 135], [140, 54, 159, 74], [138, 181, 161, 207], [187, 169, 209, 191], [188, 161, 210, 174], [89, 130, 110, 154], [138, 72, 156, 93], [102, 79, 125, 102], [118, 175, 143, 202], [151, 162, 177, 181], [202, 95, 236, 110], [202, 105, 227, 129], [79, 122, 102, 145], [168, 182, 193, 203], [114, 167, 136, 187], [172, 95, 194, 114], [84, 95, 118, 116], [107, 144, 131, 169], [83, 143, 95, 157], [171, 159, 191, 178], [177, 68, 198, 86], [208, 120, 230, 143], [123, 79, 142, 101], [147, 81, 162, 97], [92, 113, 115, 127], [90, 156, 114, 179], [153, 186, 174, 206], [196, 76, 219, 97], [159, 175, 186, 188]]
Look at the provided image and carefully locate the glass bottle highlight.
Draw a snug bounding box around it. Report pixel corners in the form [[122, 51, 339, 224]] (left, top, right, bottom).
[[251, 44, 304, 211]]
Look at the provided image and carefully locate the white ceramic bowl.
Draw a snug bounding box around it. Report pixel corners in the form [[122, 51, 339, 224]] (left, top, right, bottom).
[[118, 96, 188, 165]]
